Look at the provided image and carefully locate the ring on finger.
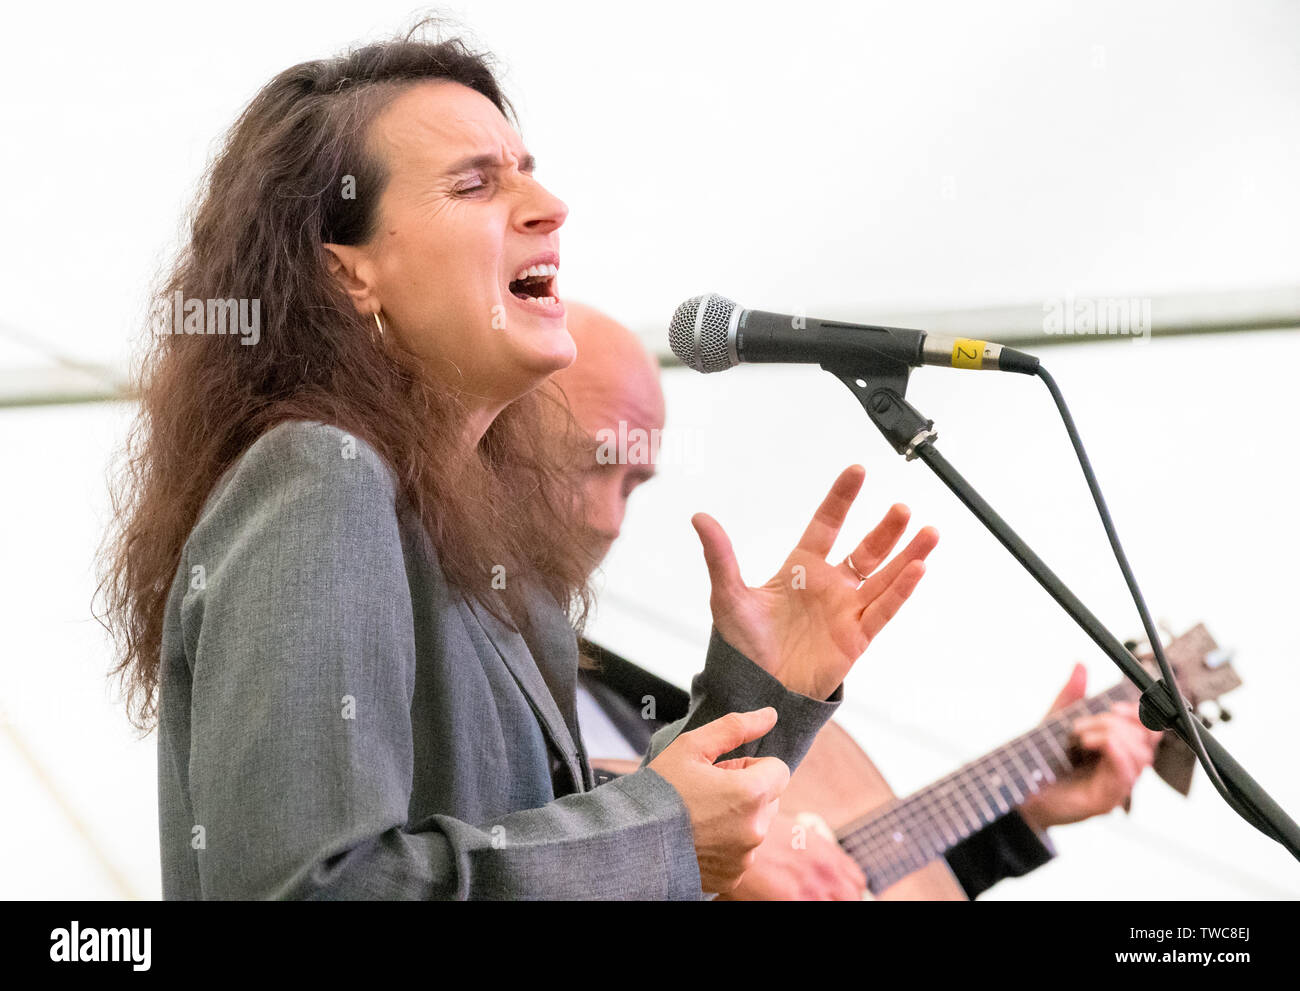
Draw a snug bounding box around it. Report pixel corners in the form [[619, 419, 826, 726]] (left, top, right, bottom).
[[845, 555, 868, 583]]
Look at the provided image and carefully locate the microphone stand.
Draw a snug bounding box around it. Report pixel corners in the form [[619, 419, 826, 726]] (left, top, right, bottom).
[[826, 360, 1300, 860]]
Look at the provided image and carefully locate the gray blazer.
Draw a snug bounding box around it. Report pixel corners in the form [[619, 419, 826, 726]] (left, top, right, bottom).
[[156, 420, 840, 899]]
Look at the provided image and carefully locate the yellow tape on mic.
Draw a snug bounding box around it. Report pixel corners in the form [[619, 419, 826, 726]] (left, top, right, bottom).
[[951, 338, 987, 370]]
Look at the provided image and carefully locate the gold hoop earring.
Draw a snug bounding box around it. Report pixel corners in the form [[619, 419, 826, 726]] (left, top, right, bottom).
[[373, 311, 385, 338]]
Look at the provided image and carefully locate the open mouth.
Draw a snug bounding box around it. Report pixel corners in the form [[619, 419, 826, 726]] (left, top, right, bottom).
[[507, 262, 560, 308]]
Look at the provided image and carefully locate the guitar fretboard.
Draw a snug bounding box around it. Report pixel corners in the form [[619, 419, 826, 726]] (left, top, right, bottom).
[[838, 681, 1138, 895]]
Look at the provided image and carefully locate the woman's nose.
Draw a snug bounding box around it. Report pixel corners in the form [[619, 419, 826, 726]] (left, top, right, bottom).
[[515, 178, 568, 235]]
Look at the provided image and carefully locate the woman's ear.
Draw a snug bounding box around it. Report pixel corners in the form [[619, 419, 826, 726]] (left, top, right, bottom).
[[322, 243, 380, 317]]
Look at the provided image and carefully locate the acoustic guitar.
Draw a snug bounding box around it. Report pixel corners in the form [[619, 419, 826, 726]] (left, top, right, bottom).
[[771, 624, 1241, 899]]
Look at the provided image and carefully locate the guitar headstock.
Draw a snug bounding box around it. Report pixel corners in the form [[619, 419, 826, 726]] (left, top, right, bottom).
[[1128, 623, 1243, 796], [1131, 623, 1242, 716]]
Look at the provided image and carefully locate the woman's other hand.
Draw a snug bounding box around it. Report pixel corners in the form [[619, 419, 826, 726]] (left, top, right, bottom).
[[648, 707, 791, 895]]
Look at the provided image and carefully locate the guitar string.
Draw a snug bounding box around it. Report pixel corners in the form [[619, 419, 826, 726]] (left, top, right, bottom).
[[846, 685, 1138, 887], [846, 633, 1214, 885], [853, 681, 1139, 846], [842, 684, 1139, 886], [844, 716, 1086, 885], [843, 689, 1129, 881], [851, 735, 1066, 884], [841, 721, 1076, 882], [841, 717, 1085, 883], [844, 693, 1109, 859]]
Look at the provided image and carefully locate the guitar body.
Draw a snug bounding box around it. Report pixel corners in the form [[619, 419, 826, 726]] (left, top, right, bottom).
[[779, 722, 967, 900]]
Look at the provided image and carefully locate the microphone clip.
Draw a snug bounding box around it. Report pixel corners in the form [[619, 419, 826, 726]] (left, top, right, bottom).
[[826, 364, 937, 460]]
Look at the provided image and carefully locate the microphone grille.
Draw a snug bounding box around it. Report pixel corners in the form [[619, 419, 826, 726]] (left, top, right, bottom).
[[668, 293, 740, 373]]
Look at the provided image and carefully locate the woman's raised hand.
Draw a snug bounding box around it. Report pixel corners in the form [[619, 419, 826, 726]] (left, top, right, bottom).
[[691, 465, 938, 700]]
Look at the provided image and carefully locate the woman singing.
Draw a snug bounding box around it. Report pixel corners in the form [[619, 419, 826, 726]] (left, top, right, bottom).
[[99, 29, 937, 899]]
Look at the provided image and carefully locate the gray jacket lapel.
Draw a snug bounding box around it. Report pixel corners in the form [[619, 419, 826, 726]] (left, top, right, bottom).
[[460, 595, 585, 790]]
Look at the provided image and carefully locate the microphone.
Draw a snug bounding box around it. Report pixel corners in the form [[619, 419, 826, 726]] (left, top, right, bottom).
[[668, 293, 1039, 376]]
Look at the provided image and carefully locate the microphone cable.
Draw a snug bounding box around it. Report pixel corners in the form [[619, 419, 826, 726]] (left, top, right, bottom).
[[1033, 364, 1280, 842]]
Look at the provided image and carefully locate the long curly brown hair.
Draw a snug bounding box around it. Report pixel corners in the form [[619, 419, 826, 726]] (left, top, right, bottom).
[[98, 29, 593, 732]]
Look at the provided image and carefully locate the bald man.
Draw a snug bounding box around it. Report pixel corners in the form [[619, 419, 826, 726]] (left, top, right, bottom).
[[552, 304, 666, 571], [552, 302, 1160, 900]]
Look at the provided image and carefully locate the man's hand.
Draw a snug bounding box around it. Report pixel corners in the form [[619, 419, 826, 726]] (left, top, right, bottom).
[[721, 811, 870, 900], [691, 465, 939, 700], [1019, 664, 1162, 831], [647, 708, 791, 895]]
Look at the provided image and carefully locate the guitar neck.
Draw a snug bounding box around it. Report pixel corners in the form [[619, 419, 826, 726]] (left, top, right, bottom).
[[838, 680, 1138, 895]]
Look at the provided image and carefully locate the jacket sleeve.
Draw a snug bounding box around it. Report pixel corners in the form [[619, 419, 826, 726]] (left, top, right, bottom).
[[177, 421, 700, 900], [642, 629, 843, 774], [943, 811, 1056, 899]]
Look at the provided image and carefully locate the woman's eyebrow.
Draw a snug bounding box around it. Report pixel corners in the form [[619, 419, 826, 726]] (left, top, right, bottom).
[[443, 151, 536, 174]]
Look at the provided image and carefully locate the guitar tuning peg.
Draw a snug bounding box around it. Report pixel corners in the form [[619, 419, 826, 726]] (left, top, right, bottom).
[[1195, 701, 1232, 728], [1206, 646, 1234, 669]]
